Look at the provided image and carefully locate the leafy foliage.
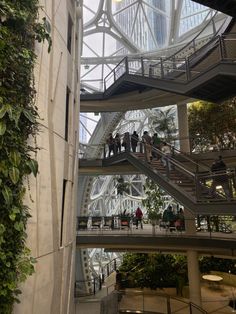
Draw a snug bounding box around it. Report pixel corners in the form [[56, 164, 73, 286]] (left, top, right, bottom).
[[199, 256, 236, 275], [119, 253, 188, 290], [188, 99, 236, 152], [0, 0, 50, 311], [142, 178, 164, 223], [149, 107, 177, 142], [118, 253, 236, 292]]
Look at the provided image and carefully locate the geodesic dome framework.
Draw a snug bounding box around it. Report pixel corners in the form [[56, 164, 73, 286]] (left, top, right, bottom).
[[77, 0, 229, 289], [81, 0, 218, 92]]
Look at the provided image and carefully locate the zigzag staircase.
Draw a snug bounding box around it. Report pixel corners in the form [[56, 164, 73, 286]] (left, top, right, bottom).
[[102, 151, 236, 215], [81, 18, 236, 104]]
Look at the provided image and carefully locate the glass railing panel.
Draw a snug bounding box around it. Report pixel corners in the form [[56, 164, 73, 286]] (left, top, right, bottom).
[[114, 290, 208, 314], [196, 169, 236, 202], [144, 293, 168, 314], [75, 278, 102, 297], [169, 298, 189, 314], [118, 290, 144, 313]]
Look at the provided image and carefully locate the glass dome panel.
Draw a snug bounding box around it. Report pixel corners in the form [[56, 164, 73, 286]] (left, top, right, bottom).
[[179, 0, 211, 36], [83, 0, 101, 24]]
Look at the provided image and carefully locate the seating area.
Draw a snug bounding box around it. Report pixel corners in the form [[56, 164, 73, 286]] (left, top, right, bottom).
[[77, 216, 133, 230]]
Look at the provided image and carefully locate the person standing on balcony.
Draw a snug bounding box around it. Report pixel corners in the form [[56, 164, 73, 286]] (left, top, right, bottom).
[[115, 133, 121, 154], [152, 133, 161, 159], [115, 270, 122, 290], [163, 205, 176, 230], [106, 133, 115, 157], [131, 131, 139, 152], [175, 207, 185, 231], [135, 206, 143, 229], [161, 142, 172, 170], [122, 132, 130, 151], [142, 131, 152, 163], [210, 155, 232, 200]]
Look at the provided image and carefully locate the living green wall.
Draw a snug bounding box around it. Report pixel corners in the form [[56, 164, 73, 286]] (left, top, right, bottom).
[[0, 1, 50, 312]]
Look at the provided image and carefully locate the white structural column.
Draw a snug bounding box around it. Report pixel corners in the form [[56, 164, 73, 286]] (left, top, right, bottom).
[[177, 103, 190, 152], [177, 103, 202, 308], [185, 213, 202, 307], [187, 251, 202, 308]]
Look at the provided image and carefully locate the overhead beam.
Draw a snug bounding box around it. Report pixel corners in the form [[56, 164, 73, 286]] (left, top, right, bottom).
[[76, 234, 236, 259]]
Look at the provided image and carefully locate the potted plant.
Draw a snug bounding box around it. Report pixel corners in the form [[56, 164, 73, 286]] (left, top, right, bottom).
[[147, 209, 162, 227]]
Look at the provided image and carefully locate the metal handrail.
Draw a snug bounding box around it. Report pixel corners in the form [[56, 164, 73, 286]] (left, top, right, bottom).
[[117, 289, 208, 314], [167, 143, 211, 172], [104, 57, 128, 89], [75, 276, 102, 297], [77, 215, 235, 233], [144, 11, 222, 68], [101, 257, 123, 280], [134, 146, 196, 178], [164, 12, 230, 64], [103, 12, 230, 92]]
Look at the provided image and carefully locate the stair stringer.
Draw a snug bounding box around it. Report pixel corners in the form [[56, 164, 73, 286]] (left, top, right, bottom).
[[103, 152, 236, 215]]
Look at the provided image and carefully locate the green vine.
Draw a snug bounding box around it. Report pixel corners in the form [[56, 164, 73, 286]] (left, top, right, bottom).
[[0, 0, 51, 312]]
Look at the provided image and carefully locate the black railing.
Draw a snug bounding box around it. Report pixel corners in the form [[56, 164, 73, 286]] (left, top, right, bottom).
[[75, 258, 123, 298], [100, 132, 236, 203], [77, 215, 236, 237], [81, 13, 230, 93], [101, 258, 123, 281], [74, 276, 102, 297], [79, 130, 236, 204], [79, 133, 236, 160], [102, 33, 236, 92]]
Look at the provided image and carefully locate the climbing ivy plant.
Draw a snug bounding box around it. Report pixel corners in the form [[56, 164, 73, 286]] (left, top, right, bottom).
[[0, 0, 51, 312]]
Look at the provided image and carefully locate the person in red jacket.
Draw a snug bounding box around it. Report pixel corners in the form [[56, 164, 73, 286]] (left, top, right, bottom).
[[135, 206, 143, 229]]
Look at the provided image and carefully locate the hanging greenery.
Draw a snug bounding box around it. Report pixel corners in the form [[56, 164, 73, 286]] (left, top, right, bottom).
[[0, 0, 51, 311]]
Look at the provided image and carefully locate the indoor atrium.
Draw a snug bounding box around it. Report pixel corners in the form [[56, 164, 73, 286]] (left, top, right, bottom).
[[1, 0, 236, 314]]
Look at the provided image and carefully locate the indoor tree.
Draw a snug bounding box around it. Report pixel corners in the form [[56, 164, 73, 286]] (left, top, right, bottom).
[[119, 253, 188, 290], [149, 106, 177, 142], [142, 178, 164, 234], [188, 99, 236, 152], [114, 176, 130, 215]]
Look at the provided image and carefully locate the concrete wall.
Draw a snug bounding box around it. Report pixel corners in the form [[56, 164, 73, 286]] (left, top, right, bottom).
[[14, 0, 82, 313]]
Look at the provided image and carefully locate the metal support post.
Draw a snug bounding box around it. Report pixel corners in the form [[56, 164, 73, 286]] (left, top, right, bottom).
[[185, 57, 191, 81], [160, 57, 164, 78], [141, 56, 144, 76], [125, 57, 129, 74]]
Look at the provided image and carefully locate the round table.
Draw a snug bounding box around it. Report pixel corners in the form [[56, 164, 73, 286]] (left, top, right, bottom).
[[202, 275, 223, 289]]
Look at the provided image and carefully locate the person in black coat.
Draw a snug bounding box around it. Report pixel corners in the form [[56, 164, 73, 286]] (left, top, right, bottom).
[[131, 131, 139, 152], [210, 155, 231, 200]]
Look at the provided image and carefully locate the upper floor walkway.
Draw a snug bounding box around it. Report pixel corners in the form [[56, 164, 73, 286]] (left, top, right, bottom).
[[80, 21, 236, 112], [76, 216, 236, 258]]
